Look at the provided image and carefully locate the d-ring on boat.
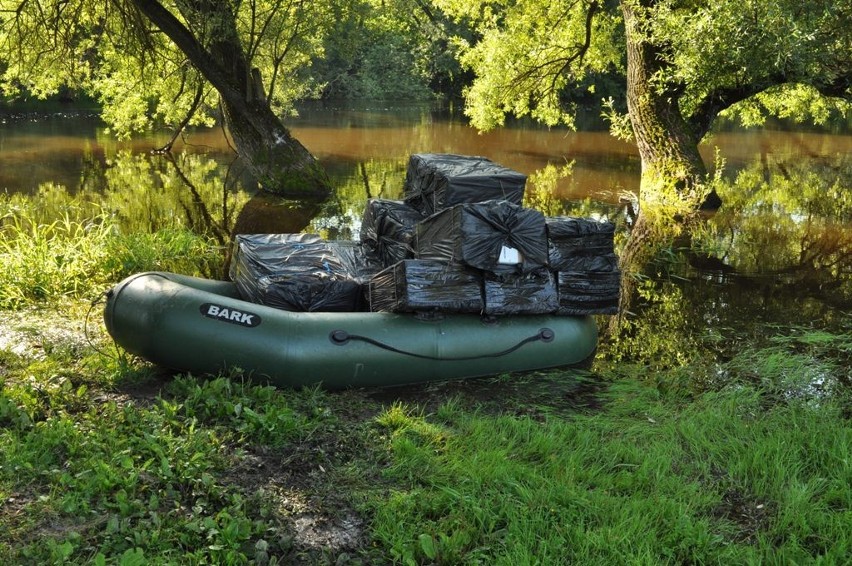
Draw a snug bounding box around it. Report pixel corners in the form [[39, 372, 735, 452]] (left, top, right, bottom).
[[103, 271, 598, 390]]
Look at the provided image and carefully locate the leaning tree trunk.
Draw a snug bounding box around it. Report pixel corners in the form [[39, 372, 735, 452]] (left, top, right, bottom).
[[217, 76, 331, 199], [131, 0, 331, 198], [622, 1, 707, 209], [611, 1, 711, 334]]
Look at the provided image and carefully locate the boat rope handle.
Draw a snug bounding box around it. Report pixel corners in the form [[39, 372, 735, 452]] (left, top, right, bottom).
[[328, 327, 554, 361]]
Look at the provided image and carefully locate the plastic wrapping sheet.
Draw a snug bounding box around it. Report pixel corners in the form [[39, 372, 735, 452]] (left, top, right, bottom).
[[230, 234, 382, 312], [359, 199, 424, 267], [368, 260, 484, 313], [546, 217, 616, 271], [415, 200, 548, 273], [556, 270, 621, 315], [404, 153, 527, 216], [483, 268, 558, 316], [552, 253, 620, 272]]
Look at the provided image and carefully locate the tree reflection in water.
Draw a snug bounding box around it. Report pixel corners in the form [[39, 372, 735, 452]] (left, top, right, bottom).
[[599, 152, 852, 378]]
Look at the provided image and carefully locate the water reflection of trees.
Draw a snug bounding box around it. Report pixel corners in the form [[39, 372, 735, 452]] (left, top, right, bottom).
[[607, 152, 852, 371], [98, 152, 250, 241], [695, 153, 852, 299]]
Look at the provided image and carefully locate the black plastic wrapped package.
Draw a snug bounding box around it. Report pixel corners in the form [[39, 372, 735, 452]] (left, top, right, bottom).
[[415, 200, 548, 273], [546, 217, 616, 271], [483, 268, 558, 316], [359, 199, 424, 267], [404, 153, 527, 216], [368, 260, 484, 313], [230, 234, 382, 312], [553, 253, 620, 272], [556, 270, 621, 315]]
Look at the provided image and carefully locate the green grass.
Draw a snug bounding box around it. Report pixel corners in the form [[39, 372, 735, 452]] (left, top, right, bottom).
[[1, 194, 221, 309], [1, 201, 850, 564], [369, 380, 851, 565]]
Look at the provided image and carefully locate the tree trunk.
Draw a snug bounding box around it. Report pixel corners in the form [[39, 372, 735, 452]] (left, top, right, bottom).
[[130, 0, 331, 198], [609, 2, 712, 337], [219, 96, 331, 199], [622, 1, 707, 209]]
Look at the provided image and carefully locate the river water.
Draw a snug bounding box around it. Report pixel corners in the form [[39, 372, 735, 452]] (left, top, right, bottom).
[[2, 102, 851, 387]]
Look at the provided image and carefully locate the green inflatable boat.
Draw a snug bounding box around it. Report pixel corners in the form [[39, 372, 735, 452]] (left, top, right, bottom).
[[103, 272, 598, 389]]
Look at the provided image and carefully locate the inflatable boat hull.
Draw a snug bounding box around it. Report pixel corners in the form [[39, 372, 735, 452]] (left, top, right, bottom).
[[104, 272, 598, 389]]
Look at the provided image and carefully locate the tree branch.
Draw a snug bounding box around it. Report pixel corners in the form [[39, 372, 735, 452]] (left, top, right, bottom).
[[548, 0, 598, 97], [689, 71, 850, 139], [689, 86, 757, 139], [128, 0, 243, 109], [153, 79, 205, 153]]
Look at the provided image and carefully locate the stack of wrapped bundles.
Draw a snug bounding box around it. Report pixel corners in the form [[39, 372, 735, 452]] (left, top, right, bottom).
[[359, 199, 424, 267], [366, 153, 622, 316], [411, 199, 557, 315], [231, 154, 620, 318], [546, 217, 620, 315], [414, 200, 549, 272], [230, 234, 382, 312], [404, 153, 527, 217], [368, 260, 484, 313]]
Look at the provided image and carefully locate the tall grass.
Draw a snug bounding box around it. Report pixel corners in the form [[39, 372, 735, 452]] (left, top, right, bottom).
[[0, 195, 221, 309]]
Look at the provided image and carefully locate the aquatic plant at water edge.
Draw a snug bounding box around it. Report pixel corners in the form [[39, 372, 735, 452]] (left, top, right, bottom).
[[0, 198, 220, 309]]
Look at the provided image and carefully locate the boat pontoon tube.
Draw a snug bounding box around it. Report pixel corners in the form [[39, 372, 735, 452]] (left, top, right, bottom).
[[104, 272, 597, 389]]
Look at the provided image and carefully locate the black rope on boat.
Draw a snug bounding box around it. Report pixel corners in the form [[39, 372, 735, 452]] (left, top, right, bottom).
[[329, 328, 555, 361]]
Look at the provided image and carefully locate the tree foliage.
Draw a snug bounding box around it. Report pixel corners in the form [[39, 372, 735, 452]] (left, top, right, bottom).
[[433, 0, 851, 135], [316, 0, 465, 100], [0, 0, 333, 138]]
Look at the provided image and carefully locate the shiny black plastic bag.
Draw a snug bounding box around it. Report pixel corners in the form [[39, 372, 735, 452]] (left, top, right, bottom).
[[231, 234, 381, 312], [483, 268, 558, 315], [556, 270, 620, 315], [404, 153, 526, 216], [359, 199, 424, 267], [415, 200, 548, 273], [546, 216, 616, 271], [368, 260, 484, 313]]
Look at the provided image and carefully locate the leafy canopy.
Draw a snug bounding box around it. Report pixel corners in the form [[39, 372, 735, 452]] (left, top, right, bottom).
[[433, 0, 851, 134], [0, 0, 335, 137]]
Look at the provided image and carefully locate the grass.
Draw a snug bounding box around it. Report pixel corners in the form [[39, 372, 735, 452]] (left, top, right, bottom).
[[1, 198, 851, 564], [369, 381, 851, 565], [1, 194, 221, 309]]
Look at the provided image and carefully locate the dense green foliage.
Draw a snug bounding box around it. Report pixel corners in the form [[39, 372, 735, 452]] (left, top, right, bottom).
[[432, 0, 851, 133], [314, 0, 466, 100], [0, 0, 334, 137]]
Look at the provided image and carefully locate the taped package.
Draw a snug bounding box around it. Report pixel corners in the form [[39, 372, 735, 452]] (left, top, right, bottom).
[[230, 234, 381, 312], [404, 153, 526, 216], [368, 259, 484, 313], [415, 200, 548, 273]]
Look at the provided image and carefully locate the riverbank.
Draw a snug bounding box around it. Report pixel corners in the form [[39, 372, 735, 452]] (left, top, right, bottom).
[[1, 197, 850, 564]]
